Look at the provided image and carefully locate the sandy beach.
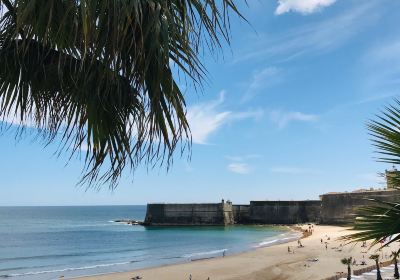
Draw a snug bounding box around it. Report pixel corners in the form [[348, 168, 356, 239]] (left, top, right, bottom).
[[75, 225, 397, 280]]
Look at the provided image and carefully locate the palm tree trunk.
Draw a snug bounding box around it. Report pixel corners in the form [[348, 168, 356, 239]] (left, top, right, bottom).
[[376, 260, 382, 280], [395, 259, 399, 279], [347, 264, 351, 280]]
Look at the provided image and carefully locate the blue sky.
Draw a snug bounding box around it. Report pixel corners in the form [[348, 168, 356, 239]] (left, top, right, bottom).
[[1, 0, 400, 206]]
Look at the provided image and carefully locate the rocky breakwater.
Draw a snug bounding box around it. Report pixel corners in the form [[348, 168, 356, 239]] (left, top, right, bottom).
[[113, 219, 145, 225]]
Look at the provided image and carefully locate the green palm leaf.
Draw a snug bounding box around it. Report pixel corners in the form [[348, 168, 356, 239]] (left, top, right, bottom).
[[0, 0, 244, 187], [345, 198, 400, 247], [345, 99, 400, 245]]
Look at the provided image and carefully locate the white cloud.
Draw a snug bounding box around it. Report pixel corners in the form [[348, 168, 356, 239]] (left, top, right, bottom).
[[275, 0, 336, 15], [0, 112, 36, 128], [235, 2, 379, 64], [187, 91, 263, 144], [269, 110, 318, 128], [227, 163, 250, 174], [226, 154, 260, 175], [242, 67, 282, 102], [270, 166, 317, 174]]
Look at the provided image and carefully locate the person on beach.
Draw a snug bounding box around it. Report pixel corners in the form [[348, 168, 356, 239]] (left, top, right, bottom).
[[189, 274, 192, 280], [223, 250, 226, 257]]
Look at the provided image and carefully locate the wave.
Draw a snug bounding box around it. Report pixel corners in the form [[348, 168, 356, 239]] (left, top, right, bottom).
[[0, 261, 138, 278], [183, 249, 227, 259], [254, 232, 301, 248], [0, 248, 149, 262]]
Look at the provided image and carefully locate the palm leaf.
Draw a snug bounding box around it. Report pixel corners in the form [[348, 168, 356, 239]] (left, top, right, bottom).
[[344, 99, 400, 245], [344, 198, 400, 247], [0, 0, 245, 188]]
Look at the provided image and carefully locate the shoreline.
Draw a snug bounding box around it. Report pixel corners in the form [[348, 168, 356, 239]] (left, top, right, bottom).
[[71, 225, 301, 280], [74, 225, 397, 280]]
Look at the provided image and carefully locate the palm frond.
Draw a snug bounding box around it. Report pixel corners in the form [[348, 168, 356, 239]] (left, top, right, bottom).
[[341, 257, 352, 265], [344, 99, 400, 245], [391, 250, 400, 259], [344, 198, 400, 247], [0, 0, 244, 187]]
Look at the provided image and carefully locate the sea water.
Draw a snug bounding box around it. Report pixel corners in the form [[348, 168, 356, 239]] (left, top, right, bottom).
[[0, 206, 298, 279]]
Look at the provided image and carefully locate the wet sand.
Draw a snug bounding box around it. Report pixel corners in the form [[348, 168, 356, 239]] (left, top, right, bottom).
[[76, 225, 395, 280]]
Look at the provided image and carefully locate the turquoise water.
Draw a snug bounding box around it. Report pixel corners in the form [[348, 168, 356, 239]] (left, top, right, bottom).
[[0, 206, 296, 279]]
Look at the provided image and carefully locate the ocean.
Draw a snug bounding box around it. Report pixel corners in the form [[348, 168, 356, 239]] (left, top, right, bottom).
[[0, 206, 298, 279]]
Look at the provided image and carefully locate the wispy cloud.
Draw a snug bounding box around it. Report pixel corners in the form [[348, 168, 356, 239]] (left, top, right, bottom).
[[270, 166, 317, 174], [0, 111, 35, 128], [187, 91, 263, 144], [242, 67, 282, 102], [235, 2, 379, 64], [227, 163, 251, 174], [226, 154, 261, 175], [269, 110, 318, 128], [361, 38, 400, 90], [356, 92, 399, 105], [275, 0, 336, 15]]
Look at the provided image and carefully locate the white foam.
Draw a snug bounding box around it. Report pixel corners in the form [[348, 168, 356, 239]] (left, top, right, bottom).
[[183, 249, 227, 258], [254, 232, 301, 248], [5, 261, 131, 277]]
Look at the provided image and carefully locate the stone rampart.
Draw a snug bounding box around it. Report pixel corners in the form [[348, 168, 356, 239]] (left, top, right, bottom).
[[143, 190, 400, 226], [232, 205, 250, 224], [320, 189, 400, 224], [144, 202, 234, 225], [248, 200, 321, 224]]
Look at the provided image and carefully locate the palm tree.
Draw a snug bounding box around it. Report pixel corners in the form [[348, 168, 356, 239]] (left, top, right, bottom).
[[370, 254, 383, 280], [391, 250, 400, 279], [340, 257, 352, 280], [0, 0, 244, 187], [344, 100, 400, 246]]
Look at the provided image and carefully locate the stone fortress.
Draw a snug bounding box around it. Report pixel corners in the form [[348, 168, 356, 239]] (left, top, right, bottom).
[[144, 167, 400, 226]]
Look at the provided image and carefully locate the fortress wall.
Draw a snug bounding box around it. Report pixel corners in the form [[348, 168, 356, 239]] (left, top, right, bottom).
[[232, 205, 250, 224], [143, 190, 400, 226], [248, 200, 321, 224], [144, 203, 234, 225], [320, 190, 400, 224]]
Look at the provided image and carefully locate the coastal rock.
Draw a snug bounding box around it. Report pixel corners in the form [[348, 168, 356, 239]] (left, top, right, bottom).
[[113, 219, 144, 225]]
